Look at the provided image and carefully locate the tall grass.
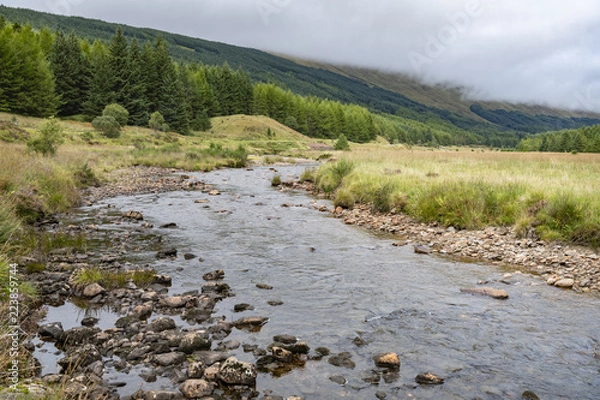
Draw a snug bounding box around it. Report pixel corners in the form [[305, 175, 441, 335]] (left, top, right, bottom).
[[317, 149, 600, 247]]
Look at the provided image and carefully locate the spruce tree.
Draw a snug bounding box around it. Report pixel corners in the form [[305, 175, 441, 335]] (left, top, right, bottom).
[[83, 40, 114, 118], [49, 32, 91, 116], [11, 25, 58, 116], [124, 38, 150, 126], [108, 27, 129, 104]]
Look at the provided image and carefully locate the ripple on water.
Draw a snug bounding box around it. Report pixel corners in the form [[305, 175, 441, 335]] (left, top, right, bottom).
[[38, 166, 600, 400]]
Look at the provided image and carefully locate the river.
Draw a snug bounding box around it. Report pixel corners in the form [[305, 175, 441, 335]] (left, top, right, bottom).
[[37, 165, 600, 399]]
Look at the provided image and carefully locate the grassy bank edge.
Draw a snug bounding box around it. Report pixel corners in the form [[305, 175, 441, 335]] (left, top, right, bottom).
[[312, 158, 600, 249]]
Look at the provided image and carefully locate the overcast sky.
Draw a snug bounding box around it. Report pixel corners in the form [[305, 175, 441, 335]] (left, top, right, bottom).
[[3, 0, 600, 112]]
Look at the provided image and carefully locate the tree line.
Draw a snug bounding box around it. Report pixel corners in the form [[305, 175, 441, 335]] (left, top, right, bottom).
[[516, 124, 600, 153]]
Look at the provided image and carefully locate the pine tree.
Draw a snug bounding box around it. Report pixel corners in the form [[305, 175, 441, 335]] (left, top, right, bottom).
[[124, 38, 150, 126], [11, 25, 58, 116], [83, 40, 114, 118], [151, 38, 189, 134], [108, 27, 129, 104], [49, 32, 91, 116]]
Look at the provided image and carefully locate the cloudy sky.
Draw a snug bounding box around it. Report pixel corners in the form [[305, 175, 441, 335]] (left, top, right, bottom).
[[3, 0, 600, 112]]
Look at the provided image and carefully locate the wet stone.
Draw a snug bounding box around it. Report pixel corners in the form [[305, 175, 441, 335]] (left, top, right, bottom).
[[329, 375, 347, 385], [156, 248, 178, 259], [193, 351, 230, 366], [234, 303, 254, 312], [361, 370, 381, 384], [273, 334, 297, 345], [38, 322, 64, 341], [460, 287, 509, 300], [203, 270, 225, 281], [147, 317, 177, 332], [328, 352, 356, 369], [179, 379, 214, 399], [373, 353, 400, 370], [183, 253, 196, 260], [218, 357, 258, 386], [81, 316, 99, 327], [256, 283, 273, 290], [179, 331, 212, 354], [415, 372, 445, 385], [152, 352, 186, 367]]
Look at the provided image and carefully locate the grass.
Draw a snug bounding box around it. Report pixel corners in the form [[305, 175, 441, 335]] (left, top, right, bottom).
[[315, 147, 600, 247], [71, 266, 157, 290]]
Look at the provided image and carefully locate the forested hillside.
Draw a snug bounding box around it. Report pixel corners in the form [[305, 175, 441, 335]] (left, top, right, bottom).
[[2, 5, 600, 148]]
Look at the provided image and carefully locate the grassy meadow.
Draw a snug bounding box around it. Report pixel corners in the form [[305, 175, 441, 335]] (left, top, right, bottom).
[[315, 146, 600, 247]]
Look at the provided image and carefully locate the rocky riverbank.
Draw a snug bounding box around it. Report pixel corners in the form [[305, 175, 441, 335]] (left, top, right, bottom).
[[290, 181, 600, 294], [10, 167, 317, 399]]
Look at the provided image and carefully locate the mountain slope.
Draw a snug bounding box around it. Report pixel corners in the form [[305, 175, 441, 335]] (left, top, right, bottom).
[[2, 5, 599, 146]]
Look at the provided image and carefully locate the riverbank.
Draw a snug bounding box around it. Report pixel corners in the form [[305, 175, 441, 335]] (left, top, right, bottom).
[[4, 166, 316, 400], [291, 180, 600, 294]]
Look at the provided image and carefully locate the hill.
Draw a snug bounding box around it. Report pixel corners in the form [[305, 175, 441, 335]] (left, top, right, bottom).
[[1, 5, 600, 147], [284, 58, 600, 128]]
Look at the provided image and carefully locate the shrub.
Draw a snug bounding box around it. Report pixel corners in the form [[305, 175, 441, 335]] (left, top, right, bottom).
[[73, 163, 100, 187], [26, 117, 63, 156], [102, 103, 129, 127], [92, 115, 121, 138], [334, 188, 355, 209], [299, 168, 315, 183], [334, 134, 350, 151], [372, 182, 396, 213], [271, 174, 282, 186], [149, 111, 169, 133], [315, 159, 355, 195]]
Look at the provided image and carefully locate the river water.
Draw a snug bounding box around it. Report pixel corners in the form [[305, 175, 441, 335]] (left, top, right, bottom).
[[38, 165, 600, 399]]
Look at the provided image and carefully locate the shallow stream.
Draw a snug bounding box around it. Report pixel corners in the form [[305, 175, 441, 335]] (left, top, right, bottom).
[[37, 165, 600, 399]]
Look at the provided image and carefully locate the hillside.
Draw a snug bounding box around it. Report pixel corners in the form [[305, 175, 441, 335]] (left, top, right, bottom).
[[2, 5, 600, 147], [285, 58, 600, 124]]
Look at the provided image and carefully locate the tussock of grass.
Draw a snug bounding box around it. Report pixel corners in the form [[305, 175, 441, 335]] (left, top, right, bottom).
[[133, 142, 248, 171], [317, 149, 600, 247], [72, 266, 157, 290]]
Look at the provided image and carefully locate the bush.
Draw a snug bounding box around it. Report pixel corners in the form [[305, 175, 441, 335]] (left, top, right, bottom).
[[372, 182, 396, 213], [73, 163, 100, 187], [334, 188, 355, 209], [334, 134, 350, 151], [26, 117, 63, 156], [149, 111, 169, 133], [315, 159, 355, 196], [299, 168, 315, 183], [102, 103, 129, 127], [271, 174, 282, 186], [92, 115, 121, 138]]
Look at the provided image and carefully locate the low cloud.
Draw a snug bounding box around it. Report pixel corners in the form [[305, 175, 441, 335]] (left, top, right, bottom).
[[5, 0, 600, 111]]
